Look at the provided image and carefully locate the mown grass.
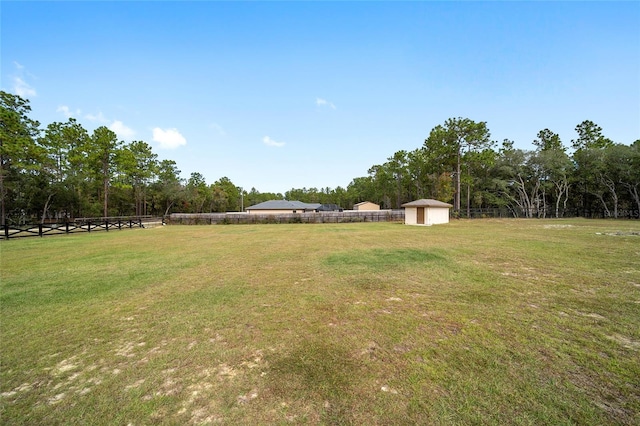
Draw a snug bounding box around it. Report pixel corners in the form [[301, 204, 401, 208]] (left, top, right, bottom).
[[1, 219, 639, 425]]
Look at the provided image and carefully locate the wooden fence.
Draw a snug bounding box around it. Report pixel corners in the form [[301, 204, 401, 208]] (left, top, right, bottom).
[[169, 210, 405, 225], [170, 208, 639, 225], [2, 216, 164, 240]]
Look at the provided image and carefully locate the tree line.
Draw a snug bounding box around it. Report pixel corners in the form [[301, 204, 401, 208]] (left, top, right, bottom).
[[1, 91, 639, 225], [359, 117, 639, 219]]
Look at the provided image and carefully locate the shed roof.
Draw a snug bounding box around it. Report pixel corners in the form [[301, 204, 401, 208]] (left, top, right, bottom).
[[401, 199, 453, 208], [354, 201, 379, 207], [246, 200, 320, 210]]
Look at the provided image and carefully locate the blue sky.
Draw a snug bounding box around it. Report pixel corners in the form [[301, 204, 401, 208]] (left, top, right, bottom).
[[2, 1, 639, 194]]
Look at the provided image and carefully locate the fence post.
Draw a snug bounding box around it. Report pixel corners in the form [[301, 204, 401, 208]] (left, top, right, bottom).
[[105, 219, 109, 231], [88, 221, 91, 232], [39, 224, 43, 237], [4, 224, 9, 240]]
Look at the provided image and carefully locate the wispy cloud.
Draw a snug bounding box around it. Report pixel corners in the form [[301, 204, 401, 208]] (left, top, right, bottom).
[[262, 136, 285, 148], [110, 120, 136, 140], [57, 105, 81, 118], [85, 111, 109, 124], [84, 111, 135, 140], [153, 127, 187, 149], [11, 62, 37, 98], [210, 123, 226, 136], [14, 77, 36, 98], [316, 97, 336, 110]]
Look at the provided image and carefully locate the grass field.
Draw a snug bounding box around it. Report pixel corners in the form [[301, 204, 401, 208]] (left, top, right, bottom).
[[1, 219, 639, 425]]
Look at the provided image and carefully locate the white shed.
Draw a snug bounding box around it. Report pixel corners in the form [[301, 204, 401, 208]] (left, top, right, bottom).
[[401, 199, 453, 226]]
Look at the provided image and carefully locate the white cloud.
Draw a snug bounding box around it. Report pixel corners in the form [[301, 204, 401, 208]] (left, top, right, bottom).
[[13, 61, 24, 70], [263, 136, 285, 147], [316, 97, 336, 109], [152, 127, 187, 149], [14, 77, 36, 98], [110, 120, 136, 140], [57, 105, 81, 118], [85, 111, 109, 123]]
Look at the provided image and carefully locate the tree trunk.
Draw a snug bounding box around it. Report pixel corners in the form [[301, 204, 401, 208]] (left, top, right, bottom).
[[0, 151, 6, 226], [0, 167, 5, 227], [554, 180, 570, 218], [600, 176, 618, 218], [516, 175, 538, 218], [595, 193, 611, 217], [103, 177, 109, 218], [622, 183, 640, 216], [466, 181, 471, 218], [41, 193, 54, 224], [455, 150, 461, 212], [164, 200, 174, 217]]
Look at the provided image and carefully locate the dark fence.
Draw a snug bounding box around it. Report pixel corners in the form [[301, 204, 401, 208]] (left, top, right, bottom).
[[13, 207, 630, 237], [2, 216, 164, 240], [169, 210, 405, 225], [456, 208, 640, 219], [170, 207, 640, 225]]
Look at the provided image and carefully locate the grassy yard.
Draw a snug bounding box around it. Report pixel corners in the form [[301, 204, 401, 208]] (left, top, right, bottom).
[[1, 219, 639, 425]]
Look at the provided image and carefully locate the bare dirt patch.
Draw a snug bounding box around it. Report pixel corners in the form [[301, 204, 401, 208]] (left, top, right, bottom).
[[608, 334, 640, 350]]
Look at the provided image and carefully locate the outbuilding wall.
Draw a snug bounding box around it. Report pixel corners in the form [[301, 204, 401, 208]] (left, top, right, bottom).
[[353, 202, 380, 211], [405, 207, 418, 225], [426, 207, 450, 225], [404, 207, 450, 226]]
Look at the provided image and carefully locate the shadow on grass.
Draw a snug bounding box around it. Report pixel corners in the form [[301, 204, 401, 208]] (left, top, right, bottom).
[[324, 248, 446, 273], [268, 338, 364, 424]]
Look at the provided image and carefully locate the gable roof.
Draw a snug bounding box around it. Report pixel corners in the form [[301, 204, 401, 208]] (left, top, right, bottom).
[[401, 199, 453, 208], [354, 201, 378, 207], [316, 203, 343, 212], [246, 200, 320, 211]]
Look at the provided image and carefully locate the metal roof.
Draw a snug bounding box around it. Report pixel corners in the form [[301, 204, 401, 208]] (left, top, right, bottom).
[[401, 199, 453, 208]]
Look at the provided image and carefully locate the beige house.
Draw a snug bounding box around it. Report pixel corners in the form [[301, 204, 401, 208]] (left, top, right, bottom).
[[401, 199, 452, 226], [353, 201, 380, 211]]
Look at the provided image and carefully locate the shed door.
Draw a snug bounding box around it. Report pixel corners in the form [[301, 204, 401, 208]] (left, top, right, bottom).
[[417, 207, 425, 224]]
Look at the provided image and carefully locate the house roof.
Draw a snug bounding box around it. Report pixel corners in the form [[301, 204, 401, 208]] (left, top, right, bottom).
[[401, 199, 453, 208], [354, 201, 379, 206], [316, 203, 343, 211], [246, 200, 320, 210]]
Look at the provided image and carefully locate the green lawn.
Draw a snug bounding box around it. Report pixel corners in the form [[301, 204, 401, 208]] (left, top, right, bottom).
[[1, 219, 639, 425]]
